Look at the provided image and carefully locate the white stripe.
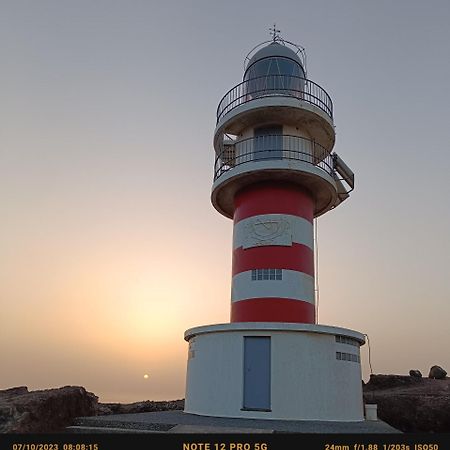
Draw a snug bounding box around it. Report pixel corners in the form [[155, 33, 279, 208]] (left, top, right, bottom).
[[233, 214, 313, 250], [231, 269, 315, 304]]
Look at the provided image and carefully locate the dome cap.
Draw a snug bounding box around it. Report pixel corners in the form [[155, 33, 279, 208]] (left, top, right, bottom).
[[244, 38, 307, 77]]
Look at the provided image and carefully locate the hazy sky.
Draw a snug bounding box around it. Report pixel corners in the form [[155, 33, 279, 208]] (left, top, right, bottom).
[[2, 0, 450, 402]]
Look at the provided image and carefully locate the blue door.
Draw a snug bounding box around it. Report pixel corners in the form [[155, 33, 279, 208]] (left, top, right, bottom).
[[254, 126, 282, 160], [243, 336, 271, 410]]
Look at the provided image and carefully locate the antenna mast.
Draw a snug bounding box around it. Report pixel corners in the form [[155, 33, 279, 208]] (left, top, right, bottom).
[[269, 23, 281, 41]]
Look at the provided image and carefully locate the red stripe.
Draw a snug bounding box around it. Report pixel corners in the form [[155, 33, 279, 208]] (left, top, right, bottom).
[[234, 182, 314, 223], [231, 298, 315, 324], [232, 243, 314, 277]]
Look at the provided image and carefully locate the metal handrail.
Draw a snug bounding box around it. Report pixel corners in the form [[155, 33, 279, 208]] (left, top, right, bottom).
[[216, 75, 333, 123], [214, 134, 334, 181]]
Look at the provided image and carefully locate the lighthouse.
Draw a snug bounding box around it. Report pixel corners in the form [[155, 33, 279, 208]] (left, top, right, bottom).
[[184, 32, 365, 421]]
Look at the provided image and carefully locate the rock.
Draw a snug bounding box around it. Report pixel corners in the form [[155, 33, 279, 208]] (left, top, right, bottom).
[[364, 374, 422, 391], [0, 386, 98, 433], [429, 365, 447, 379], [409, 369, 422, 378], [363, 374, 450, 432], [97, 399, 184, 415], [0, 387, 29, 399]]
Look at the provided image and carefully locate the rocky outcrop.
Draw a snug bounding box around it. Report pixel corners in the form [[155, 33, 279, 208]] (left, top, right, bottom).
[[0, 386, 185, 433], [364, 374, 423, 390], [409, 369, 422, 378], [0, 386, 98, 433], [363, 374, 450, 432], [96, 399, 184, 415], [429, 365, 447, 379]]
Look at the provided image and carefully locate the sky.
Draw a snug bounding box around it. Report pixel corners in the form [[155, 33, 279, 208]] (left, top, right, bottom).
[[1, 0, 450, 403]]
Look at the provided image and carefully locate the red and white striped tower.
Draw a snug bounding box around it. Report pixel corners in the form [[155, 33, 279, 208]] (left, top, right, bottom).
[[184, 34, 364, 422], [230, 181, 315, 323]]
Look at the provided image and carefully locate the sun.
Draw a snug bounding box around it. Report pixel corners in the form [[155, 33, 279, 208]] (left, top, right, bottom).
[[143, 374, 149, 379]]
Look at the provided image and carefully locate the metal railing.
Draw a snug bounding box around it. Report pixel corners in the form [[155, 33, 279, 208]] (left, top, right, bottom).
[[216, 75, 333, 123], [214, 134, 334, 181]]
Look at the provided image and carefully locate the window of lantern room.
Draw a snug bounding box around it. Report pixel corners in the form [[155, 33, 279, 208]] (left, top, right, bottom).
[[244, 56, 305, 98]]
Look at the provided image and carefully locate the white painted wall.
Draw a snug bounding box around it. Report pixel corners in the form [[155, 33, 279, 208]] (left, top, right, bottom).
[[231, 270, 315, 303], [283, 124, 311, 139], [239, 125, 310, 140], [184, 324, 365, 421]]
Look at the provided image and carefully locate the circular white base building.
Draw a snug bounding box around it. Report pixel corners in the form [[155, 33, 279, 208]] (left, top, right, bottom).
[[184, 323, 365, 421]]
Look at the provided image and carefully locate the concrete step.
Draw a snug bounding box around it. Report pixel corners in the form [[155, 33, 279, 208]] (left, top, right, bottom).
[[168, 424, 272, 433], [70, 410, 400, 434], [66, 425, 160, 434]]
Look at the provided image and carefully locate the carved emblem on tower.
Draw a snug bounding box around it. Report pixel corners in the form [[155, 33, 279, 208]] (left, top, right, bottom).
[[243, 216, 292, 249]]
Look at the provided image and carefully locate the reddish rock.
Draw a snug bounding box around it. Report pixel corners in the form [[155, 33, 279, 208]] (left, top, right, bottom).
[[363, 374, 450, 432], [0, 386, 98, 433]]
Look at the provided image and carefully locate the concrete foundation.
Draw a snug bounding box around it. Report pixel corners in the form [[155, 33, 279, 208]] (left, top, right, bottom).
[[184, 322, 365, 421]]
